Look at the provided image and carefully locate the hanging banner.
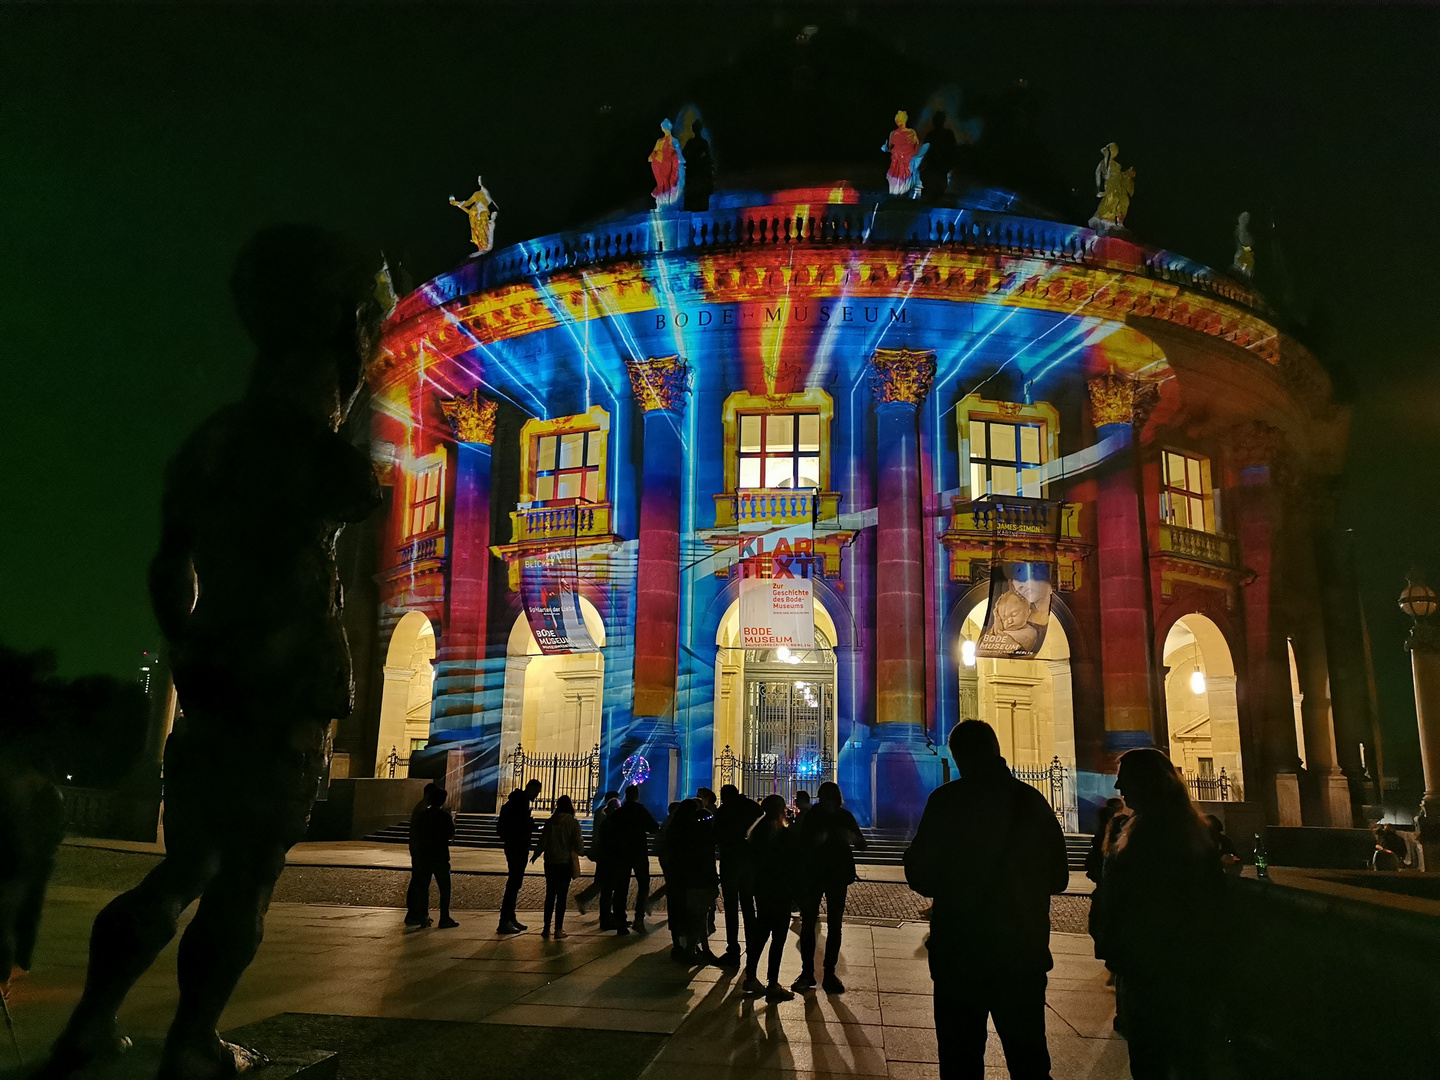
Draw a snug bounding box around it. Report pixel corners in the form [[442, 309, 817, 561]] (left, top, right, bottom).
[[519, 545, 597, 654], [976, 561, 1054, 659], [738, 528, 816, 651]]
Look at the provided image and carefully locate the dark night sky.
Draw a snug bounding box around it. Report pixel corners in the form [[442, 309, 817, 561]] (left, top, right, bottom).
[[2, 3, 1437, 782]]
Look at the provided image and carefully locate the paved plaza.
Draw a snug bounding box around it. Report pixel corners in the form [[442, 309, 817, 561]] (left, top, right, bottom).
[[3, 844, 1128, 1080]]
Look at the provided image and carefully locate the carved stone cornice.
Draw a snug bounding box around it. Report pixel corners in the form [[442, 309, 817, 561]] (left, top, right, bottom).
[[440, 389, 497, 445], [625, 355, 691, 412], [1086, 368, 1159, 428], [870, 348, 937, 406], [1225, 420, 1288, 472]]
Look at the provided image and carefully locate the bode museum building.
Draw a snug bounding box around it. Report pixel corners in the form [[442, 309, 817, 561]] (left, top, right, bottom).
[[350, 162, 1363, 835]]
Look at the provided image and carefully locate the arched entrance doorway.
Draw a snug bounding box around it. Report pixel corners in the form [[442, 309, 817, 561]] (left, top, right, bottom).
[[376, 611, 436, 777], [957, 598, 1077, 828], [1162, 614, 1244, 801], [713, 597, 840, 799], [499, 598, 606, 764]]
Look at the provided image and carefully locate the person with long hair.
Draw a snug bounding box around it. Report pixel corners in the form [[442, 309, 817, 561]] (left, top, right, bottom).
[[532, 795, 583, 939], [742, 794, 797, 1002], [1090, 747, 1224, 1079]]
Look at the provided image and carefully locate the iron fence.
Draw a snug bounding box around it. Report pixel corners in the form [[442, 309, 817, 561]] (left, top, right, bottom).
[[58, 785, 116, 835], [508, 745, 602, 816], [715, 744, 836, 805], [380, 746, 410, 779], [1186, 767, 1243, 803], [1012, 756, 1079, 833]]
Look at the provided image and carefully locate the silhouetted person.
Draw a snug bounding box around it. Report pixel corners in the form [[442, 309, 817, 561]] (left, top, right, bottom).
[[714, 783, 763, 967], [682, 124, 715, 211], [590, 792, 622, 929], [1086, 797, 1125, 884], [792, 789, 812, 825], [496, 779, 542, 933], [793, 781, 866, 993], [742, 794, 796, 1002], [652, 800, 682, 945], [533, 795, 583, 938], [1090, 748, 1224, 1080], [576, 789, 619, 916], [607, 785, 659, 933], [406, 784, 457, 929], [667, 798, 719, 964], [904, 720, 1069, 1080], [1206, 814, 1242, 876], [0, 736, 64, 987], [1373, 822, 1408, 870], [45, 225, 388, 1080]]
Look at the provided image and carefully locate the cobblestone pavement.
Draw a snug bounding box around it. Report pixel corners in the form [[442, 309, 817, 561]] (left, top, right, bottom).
[[51, 844, 1091, 932]]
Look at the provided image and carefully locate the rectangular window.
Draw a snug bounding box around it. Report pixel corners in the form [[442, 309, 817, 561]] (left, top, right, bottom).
[[737, 411, 821, 490], [1162, 450, 1212, 532], [1197, 757, 1215, 778], [535, 428, 603, 503], [968, 417, 1044, 497], [408, 462, 443, 536]]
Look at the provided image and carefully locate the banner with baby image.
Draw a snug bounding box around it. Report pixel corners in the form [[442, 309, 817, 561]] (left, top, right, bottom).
[[976, 561, 1055, 659]]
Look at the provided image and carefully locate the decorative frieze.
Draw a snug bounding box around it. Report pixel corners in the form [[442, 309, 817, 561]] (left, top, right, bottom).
[[625, 355, 691, 412], [440, 389, 497, 445], [870, 348, 937, 406]]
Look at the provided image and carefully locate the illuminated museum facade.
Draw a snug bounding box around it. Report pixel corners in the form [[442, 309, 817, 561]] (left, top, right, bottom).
[[363, 184, 1357, 831]]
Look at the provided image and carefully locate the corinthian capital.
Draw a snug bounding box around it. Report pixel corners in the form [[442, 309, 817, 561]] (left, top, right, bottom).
[[870, 348, 937, 406], [440, 389, 497, 445], [625, 355, 691, 412], [1087, 368, 1159, 428]]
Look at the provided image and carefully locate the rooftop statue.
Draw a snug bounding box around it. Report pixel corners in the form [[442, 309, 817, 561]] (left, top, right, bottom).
[[1090, 142, 1136, 233], [1232, 211, 1256, 280], [678, 114, 715, 212], [650, 119, 685, 211], [42, 225, 390, 1080], [450, 177, 499, 256], [882, 110, 928, 199]]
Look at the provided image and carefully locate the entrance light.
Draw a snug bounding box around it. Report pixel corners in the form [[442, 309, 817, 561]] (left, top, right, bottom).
[[1190, 670, 1206, 695], [961, 639, 977, 667], [1400, 571, 1438, 620], [776, 646, 791, 661]]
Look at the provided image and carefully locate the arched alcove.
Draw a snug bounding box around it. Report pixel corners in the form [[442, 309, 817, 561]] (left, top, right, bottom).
[[497, 598, 607, 769], [376, 610, 436, 777], [1162, 613, 1244, 799]]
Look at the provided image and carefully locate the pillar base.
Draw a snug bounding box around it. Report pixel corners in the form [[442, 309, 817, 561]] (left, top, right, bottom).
[[1271, 770, 1302, 827], [618, 717, 681, 819], [869, 723, 943, 833], [1315, 769, 1354, 828]]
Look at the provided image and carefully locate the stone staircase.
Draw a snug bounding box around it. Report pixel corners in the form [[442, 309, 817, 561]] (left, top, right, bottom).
[[366, 813, 1094, 870]]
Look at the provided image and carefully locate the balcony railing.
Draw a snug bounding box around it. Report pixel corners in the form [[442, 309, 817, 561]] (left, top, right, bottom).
[[1156, 523, 1237, 569], [714, 487, 841, 528], [950, 495, 1082, 540], [397, 533, 445, 564], [509, 499, 613, 544]]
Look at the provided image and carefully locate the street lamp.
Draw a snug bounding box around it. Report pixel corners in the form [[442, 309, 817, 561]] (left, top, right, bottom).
[[1401, 569, 1440, 869]]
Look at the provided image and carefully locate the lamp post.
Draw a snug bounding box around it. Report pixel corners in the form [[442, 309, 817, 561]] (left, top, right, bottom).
[[1401, 570, 1440, 869]]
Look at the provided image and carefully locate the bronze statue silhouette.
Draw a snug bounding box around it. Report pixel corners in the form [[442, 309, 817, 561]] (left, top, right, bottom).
[[44, 225, 390, 1080]]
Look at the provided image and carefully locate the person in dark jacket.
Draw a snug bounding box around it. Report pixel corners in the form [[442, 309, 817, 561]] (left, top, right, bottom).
[[742, 794, 797, 1002], [1085, 798, 1125, 884], [652, 800, 682, 944], [904, 720, 1069, 1080], [576, 790, 620, 917], [496, 779, 542, 933], [406, 784, 458, 929], [667, 798, 720, 964], [1090, 748, 1224, 1080], [793, 781, 866, 993], [607, 785, 659, 933], [589, 793, 622, 928], [713, 784, 764, 967], [532, 795, 584, 938]]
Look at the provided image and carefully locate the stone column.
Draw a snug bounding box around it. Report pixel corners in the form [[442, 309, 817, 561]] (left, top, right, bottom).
[[1229, 422, 1303, 825], [1404, 577, 1440, 870], [1087, 370, 1159, 771], [869, 348, 938, 830], [623, 355, 690, 813], [430, 390, 497, 805]]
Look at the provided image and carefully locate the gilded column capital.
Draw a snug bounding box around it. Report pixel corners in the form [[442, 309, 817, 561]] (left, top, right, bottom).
[[1086, 368, 1159, 428], [625, 354, 691, 412], [870, 348, 937, 406], [440, 389, 497, 445]]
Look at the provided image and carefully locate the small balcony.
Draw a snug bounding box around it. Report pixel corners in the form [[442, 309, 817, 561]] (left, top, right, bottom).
[[948, 495, 1083, 541], [396, 532, 445, 564], [509, 498, 613, 544], [1155, 522, 1237, 569], [940, 495, 1088, 590], [713, 487, 842, 528]]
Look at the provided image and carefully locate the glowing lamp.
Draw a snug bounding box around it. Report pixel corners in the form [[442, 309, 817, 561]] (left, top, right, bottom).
[[961, 639, 977, 667], [1400, 573, 1438, 620], [776, 646, 791, 661], [1190, 670, 1206, 695]]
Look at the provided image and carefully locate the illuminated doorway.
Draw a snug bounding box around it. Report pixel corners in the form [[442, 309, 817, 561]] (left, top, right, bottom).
[[1162, 614, 1244, 800], [376, 610, 436, 777]]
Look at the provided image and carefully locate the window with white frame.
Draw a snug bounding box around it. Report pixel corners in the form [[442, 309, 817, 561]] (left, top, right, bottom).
[[969, 417, 1044, 497], [737, 412, 821, 490], [1161, 450, 1213, 532]]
